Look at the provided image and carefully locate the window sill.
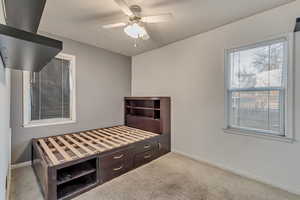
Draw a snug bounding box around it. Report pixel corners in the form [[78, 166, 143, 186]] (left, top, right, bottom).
[[223, 128, 295, 143], [23, 120, 77, 128]]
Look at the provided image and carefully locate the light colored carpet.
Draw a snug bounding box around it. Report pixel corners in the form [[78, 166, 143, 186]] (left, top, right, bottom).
[[10, 153, 300, 200]]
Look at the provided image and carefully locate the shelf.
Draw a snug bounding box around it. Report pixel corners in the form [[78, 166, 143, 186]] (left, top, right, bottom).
[[125, 97, 163, 100], [126, 115, 160, 121], [126, 106, 160, 110], [57, 168, 96, 185], [58, 183, 97, 200], [57, 174, 97, 200], [57, 159, 96, 185]]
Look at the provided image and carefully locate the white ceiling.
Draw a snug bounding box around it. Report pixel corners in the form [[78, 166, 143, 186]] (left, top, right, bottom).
[[39, 0, 294, 56]]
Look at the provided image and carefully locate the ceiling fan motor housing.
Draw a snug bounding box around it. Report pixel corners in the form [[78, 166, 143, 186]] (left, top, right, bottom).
[[130, 5, 142, 16], [129, 16, 142, 23]]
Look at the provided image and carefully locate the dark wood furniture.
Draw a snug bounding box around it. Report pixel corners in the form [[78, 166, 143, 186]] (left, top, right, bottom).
[[32, 97, 171, 200]]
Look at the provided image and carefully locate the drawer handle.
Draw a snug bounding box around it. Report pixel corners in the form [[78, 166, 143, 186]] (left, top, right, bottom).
[[158, 142, 162, 150], [144, 154, 152, 159], [113, 154, 124, 159], [144, 144, 151, 149], [113, 165, 124, 171]]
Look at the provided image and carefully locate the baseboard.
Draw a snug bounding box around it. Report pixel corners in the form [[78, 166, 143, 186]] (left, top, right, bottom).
[[6, 161, 31, 200], [11, 161, 31, 169], [172, 149, 300, 196]]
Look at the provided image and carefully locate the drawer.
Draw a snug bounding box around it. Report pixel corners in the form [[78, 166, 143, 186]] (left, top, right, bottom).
[[134, 149, 156, 168], [100, 147, 133, 168], [135, 140, 158, 153], [100, 160, 133, 183]]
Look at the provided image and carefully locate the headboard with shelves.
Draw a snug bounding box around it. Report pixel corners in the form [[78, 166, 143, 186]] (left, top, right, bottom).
[[124, 97, 170, 135]]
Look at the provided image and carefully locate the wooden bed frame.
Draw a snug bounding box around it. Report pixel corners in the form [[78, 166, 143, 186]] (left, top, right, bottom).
[[32, 97, 170, 200]]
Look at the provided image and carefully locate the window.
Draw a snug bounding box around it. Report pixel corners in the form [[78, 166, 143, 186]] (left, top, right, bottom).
[[225, 35, 294, 139], [23, 53, 76, 127]]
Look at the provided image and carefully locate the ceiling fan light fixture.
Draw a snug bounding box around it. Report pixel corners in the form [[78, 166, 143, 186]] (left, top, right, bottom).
[[124, 23, 147, 39]]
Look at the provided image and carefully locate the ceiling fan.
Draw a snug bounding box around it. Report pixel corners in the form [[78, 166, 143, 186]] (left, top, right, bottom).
[[102, 0, 172, 41]]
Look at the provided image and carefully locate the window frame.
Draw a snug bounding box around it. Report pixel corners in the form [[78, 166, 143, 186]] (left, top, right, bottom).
[[224, 34, 294, 141], [23, 53, 77, 128]]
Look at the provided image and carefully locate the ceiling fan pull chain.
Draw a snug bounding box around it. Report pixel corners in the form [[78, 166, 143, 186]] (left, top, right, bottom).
[[134, 39, 137, 47]]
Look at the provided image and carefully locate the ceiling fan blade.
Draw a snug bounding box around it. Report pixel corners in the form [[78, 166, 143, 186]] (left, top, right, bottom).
[[141, 13, 172, 23], [114, 0, 134, 17], [102, 22, 127, 29]]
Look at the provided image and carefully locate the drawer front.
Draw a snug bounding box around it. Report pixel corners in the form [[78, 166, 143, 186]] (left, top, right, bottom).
[[134, 150, 156, 168], [135, 140, 158, 153], [100, 147, 133, 168], [101, 160, 133, 183]]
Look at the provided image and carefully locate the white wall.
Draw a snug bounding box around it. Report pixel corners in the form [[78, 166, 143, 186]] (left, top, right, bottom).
[[132, 1, 300, 195], [0, 2, 11, 199], [0, 66, 11, 200]]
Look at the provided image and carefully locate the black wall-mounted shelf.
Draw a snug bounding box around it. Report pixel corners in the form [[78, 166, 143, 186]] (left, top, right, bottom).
[[295, 18, 300, 32], [0, 24, 62, 72]]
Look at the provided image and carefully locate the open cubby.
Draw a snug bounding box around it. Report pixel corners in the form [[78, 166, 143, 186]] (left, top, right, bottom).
[[125, 99, 161, 122], [57, 158, 97, 199], [154, 110, 160, 120], [127, 100, 154, 108], [57, 159, 97, 185], [57, 172, 97, 199], [129, 108, 154, 118], [125, 99, 162, 120], [154, 100, 160, 109]]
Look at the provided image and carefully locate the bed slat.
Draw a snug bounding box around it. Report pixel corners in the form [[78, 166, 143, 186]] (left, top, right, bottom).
[[80, 132, 113, 150], [101, 129, 134, 142], [96, 129, 130, 145], [111, 127, 150, 139], [48, 138, 72, 162], [105, 128, 140, 142], [72, 134, 106, 152], [38, 139, 60, 165], [57, 136, 84, 158], [65, 135, 95, 154], [87, 131, 120, 148], [119, 126, 157, 136]]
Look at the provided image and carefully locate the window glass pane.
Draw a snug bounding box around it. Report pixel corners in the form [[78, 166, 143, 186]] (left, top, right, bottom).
[[30, 58, 71, 121], [230, 90, 281, 134], [40, 59, 63, 119], [230, 41, 284, 89], [269, 43, 284, 87], [269, 91, 281, 133], [62, 60, 71, 118], [30, 73, 41, 120], [230, 52, 240, 88]]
